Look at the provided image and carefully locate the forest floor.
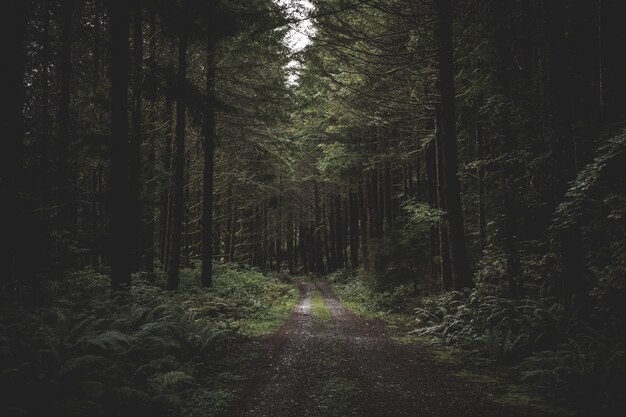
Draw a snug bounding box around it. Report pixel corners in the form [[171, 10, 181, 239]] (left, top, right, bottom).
[[225, 281, 570, 417]]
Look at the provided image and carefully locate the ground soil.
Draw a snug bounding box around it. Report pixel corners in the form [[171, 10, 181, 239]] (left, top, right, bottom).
[[226, 281, 557, 417]]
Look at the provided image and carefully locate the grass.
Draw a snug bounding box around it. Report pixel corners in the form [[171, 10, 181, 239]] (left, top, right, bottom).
[[236, 287, 299, 337], [311, 288, 333, 324]]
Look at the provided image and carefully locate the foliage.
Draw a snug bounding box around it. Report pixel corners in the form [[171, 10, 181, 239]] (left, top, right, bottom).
[[334, 269, 626, 414], [0, 265, 295, 417]]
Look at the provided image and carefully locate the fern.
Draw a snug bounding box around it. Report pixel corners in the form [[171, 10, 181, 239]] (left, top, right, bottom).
[[152, 371, 196, 390]]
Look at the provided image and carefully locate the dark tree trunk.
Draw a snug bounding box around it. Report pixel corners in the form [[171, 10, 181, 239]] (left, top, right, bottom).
[[224, 186, 233, 262], [277, 194, 283, 272], [475, 125, 486, 251], [143, 6, 157, 273], [435, 126, 453, 291], [57, 0, 75, 265], [328, 198, 336, 272], [314, 182, 324, 275], [369, 170, 380, 238], [435, 0, 473, 289], [359, 179, 369, 271], [334, 193, 344, 269], [201, 35, 217, 288], [229, 205, 237, 262], [493, 0, 521, 296], [130, 4, 143, 272], [299, 218, 308, 272], [384, 160, 393, 232], [287, 207, 294, 272], [349, 188, 359, 268], [0, 0, 28, 291], [110, 0, 132, 290], [167, 18, 189, 291], [322, 203, 331, 273], [160, 85, 174, 271], [425, 140, 441, 285]]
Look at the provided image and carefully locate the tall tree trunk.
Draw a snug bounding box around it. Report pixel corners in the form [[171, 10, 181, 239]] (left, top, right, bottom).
[[224, 185, 233, 262], [476, 124, 486, 251], [130, 4, 143, 272], [493, 0, 521, 296], [435, 0, 473, 289], [0, 0, 28, 291], [334, 193, 344, 269], [435, 129, 453, 291], [287, 207, 294, 272], [328, 197, 336, 272], [384, 159, 393, 232], [369, 170, 380, 239], [110, 0, 132, 290], [167, 17, 189, 291], [160, 85, 174, 271], [277, 194, 283, 272], [359, 179, 369, 271], [201, 35, 217, 288], [314, 182, 324, 275], [143, 6, 157, 273], [57, 0, 75, 266], [348, 187, 359, 269], [425, 141, 441, 286]]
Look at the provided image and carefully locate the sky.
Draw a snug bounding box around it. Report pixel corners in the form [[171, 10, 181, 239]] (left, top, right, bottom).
[[275, 0, 315, 83]]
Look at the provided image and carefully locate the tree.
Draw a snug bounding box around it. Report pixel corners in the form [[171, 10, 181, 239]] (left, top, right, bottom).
[[110, 0, 132, 290], [201, 33, 217, 288], [434, 0, 472, 289], [167, 1, 189, 291]]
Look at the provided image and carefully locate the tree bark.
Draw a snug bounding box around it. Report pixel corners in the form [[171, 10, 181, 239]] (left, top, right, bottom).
[[57, 0, 75, 266], [348, 187, 359, 269], [359, 178, 370, 271], [435, 0, 473, 289], [143, 5, 157, 273], [130, 4, 143, 272], [0, 0, 28, 291], [110, 0, 132, 290], [435, 127, 453, 291], [201, 35, 217, 288], [167, 15, 189, 291]]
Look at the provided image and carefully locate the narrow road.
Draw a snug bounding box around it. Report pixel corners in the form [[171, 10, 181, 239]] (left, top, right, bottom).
[[230, 282, 549, 417]]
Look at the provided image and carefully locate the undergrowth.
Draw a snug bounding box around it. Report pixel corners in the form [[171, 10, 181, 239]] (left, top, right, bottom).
[[0, 264, 296, 417], [329, 268, 626, 416]]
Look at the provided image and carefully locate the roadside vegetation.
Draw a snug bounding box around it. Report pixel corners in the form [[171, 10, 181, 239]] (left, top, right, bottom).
[[329, 269, 626, 417], [0, 265, 297, 417]]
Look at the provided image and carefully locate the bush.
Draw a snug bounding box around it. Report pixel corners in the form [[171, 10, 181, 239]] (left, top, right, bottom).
[[0, 264, 294, 417]]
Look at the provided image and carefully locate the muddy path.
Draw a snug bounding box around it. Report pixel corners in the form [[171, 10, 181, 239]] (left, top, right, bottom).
[[228, 281, 553, 417]]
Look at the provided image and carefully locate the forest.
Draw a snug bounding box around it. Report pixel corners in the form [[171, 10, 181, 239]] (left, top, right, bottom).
[[1, 0, 625, 416]]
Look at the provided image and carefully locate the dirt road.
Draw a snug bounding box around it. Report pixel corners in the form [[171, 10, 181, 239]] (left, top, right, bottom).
[[229, 281, 550, 417]]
